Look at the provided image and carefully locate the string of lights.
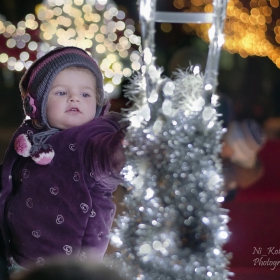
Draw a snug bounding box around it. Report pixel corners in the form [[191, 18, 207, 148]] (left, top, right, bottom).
[[0, 0, 142, 96], [170, 0, 280, 68], [1, 0, 280, 89]]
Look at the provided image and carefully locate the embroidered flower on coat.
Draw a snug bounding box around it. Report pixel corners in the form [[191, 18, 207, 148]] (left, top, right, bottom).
[[22, 169, 30, 178], [63, 245, 72, 255], [56, 215, 64, 224], [32, 230, 41, 238], [73, 172, 80, 182], [50, 187, 59, 195], [80, 203, 89, 213], [90, 209, 96, 218], [69, 143, 77, 151], [26, 130, 34, 137], [26, 198, 33, 208]]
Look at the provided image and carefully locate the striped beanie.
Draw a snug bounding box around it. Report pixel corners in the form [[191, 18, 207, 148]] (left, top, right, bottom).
[[19, 46, 105, 128]]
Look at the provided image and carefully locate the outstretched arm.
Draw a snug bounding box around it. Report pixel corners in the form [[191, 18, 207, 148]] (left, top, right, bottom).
[[83, 112, 129, 189]]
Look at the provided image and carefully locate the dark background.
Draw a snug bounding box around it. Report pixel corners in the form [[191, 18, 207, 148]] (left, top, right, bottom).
[[0, 0, 280, 157]]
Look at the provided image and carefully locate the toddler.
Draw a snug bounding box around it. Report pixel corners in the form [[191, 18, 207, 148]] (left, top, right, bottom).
[[0, 47, 127, 272]]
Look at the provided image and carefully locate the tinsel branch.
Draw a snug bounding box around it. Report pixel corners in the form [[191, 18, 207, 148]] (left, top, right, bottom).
[[108, 0, 231, 279], [110, 69, 231, 279]]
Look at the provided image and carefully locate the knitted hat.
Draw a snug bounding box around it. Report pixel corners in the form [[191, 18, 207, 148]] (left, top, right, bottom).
[[224, 119, 266, 168], [19, 46, 105, 128]]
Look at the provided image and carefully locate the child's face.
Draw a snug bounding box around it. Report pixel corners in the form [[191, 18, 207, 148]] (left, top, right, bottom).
[[46, 68, 97, 129]]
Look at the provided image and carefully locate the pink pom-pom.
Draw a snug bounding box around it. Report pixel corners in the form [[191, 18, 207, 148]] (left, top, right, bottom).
[[31, 149, 55, 165], [14, 134, 32, 157]]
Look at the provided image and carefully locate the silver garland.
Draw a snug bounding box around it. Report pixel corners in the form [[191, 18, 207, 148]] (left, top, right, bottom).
[[108, 0, 231, 279]]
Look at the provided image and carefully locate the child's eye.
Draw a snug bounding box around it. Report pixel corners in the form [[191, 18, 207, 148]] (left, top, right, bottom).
[[56, 91, 67, 96], [82, 93, 90, 97]]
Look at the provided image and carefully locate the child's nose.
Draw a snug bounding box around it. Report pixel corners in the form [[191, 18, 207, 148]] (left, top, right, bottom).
[[68, 93, 80, 102]]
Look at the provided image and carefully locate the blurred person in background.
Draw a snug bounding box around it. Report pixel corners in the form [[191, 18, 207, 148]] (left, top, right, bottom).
[[218, 95, 266, 201]]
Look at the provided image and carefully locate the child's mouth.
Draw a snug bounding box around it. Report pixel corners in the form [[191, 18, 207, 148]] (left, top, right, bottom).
[[67, 107, 80, 113]]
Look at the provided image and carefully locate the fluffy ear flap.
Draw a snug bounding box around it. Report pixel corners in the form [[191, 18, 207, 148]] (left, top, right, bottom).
[[23, 93, 37, 118]]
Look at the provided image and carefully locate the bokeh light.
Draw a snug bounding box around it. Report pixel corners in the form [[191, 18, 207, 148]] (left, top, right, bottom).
[[0, 0, 142, 96], [173, 0, 280, 68]]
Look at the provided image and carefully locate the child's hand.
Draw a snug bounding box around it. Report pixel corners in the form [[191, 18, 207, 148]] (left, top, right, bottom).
[[122, 139, 129, 147]]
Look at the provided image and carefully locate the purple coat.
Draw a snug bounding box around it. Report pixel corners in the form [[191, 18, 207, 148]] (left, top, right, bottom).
[[0, 112, 126, 267]]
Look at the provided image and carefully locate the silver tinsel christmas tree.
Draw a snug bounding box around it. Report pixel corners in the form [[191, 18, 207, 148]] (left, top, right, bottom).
[[109, 0, 231, 279]]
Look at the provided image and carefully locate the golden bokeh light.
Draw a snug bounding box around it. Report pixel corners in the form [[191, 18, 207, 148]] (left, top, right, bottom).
[[0, 0, 142, 96], [161, 23, 172, 33], [173, 0, 280, 68]]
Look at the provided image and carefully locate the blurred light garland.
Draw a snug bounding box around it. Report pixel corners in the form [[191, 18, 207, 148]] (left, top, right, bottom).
[[0, 0, 142, 96], [173, 0, 280, 68]]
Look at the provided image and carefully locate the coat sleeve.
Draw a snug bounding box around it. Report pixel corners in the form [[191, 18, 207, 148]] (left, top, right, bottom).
[[83, 112, 129, 190], [79, 113, 128, 258]]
